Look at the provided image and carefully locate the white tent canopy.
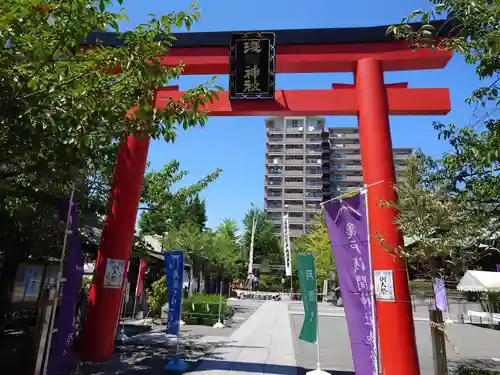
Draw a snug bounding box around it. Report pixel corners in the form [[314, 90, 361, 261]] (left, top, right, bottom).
[[457, 270, 500, 292]]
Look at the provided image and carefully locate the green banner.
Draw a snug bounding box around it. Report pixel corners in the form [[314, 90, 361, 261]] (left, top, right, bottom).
[[297, 254, 318, 343]]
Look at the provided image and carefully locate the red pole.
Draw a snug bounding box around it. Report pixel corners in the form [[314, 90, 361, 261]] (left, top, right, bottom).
[[78, 135, 150, 361], [356, 58, 420, 375]]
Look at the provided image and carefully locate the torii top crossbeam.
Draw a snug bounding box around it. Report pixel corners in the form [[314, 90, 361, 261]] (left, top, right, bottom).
[[86, 22, 453, 74], [86, 22, 452, 116]]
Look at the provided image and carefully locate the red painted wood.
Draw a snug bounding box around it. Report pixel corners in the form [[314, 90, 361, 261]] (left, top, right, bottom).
[[155, 88, 450, 116], [332, 82, 409, 89], [159, 41, 451, 74], [356, 58, 420, 375]]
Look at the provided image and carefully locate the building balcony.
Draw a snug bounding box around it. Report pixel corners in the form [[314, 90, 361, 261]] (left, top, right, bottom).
[[284, 170, 304, 177], [268, 216, 282, 224], [331, 154, 361, 161], [267, 139, 284, 145], [305, 195, 323, 201], [306, 158, 325, 165], [306, 136, 324, 143], [284, 159, 304, 166], [306, 184, 323, 190], [284, 193, 304, 199], [265, 205, 282, 211], [331, 164, 362, 172], [330, 143, 360, 150], [329, 132, 359, 140], [266, 182, 283, 189], [331, 175, 364, 183], [285, 147, 305, 154], [267, 148, 285, 154], [305, 202, 321, 210], [305, 148, 322, 155], [267, 127, 285, 134], [305, 168, 323, 175], [286, 126, 305, 133], [284, 205, 304, 211], [393, 153, 411, 161], [288, 216, 305, 224], [266, 193, 283, 199], [289, 229, 304, 238], [284, 181, 304, 187]]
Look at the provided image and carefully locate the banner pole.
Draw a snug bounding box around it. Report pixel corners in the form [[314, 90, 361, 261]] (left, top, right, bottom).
[[164, 250, 188, 372], [132, 297, 137, 320], [213, 280, 225, 328], [42, 184, 75, 375], [315, 289, 322, 371], [363, 186, 380, 375]]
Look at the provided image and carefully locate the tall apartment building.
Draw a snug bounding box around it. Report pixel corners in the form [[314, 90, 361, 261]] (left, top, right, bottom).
[[264, 117, 412, 241]]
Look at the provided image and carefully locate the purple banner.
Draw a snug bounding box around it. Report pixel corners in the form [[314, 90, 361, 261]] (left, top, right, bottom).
[[433, 278, 448, 312], [496, 264, 500, 272], [323, 192, 376, 375], [47, 199, 84, 375]]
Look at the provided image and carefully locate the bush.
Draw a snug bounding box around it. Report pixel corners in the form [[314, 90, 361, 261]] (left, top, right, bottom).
[[147, 276, 168, 316], [182, 293, 228, 326]]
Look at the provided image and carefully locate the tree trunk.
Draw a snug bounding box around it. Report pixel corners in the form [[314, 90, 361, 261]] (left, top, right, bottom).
[[429, 309, 448, 375], [429, 259, 448, 375]]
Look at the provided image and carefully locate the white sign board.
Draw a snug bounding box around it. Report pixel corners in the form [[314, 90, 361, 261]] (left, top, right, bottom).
[[282, 214, 292, 276], [103, 259, 126, 289], [374, 270, 395, 302]]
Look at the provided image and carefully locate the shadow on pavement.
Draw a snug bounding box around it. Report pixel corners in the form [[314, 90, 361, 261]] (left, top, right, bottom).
[[192, 359, 296, 374], [298, 368, 354, 375], [192, 360, 356, 374]]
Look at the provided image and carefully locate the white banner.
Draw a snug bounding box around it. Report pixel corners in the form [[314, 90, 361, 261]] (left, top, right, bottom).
[[283, 214, 292, 276]]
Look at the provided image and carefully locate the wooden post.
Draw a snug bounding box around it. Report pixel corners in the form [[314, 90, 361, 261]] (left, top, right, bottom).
[[429, 309, 448, 375]]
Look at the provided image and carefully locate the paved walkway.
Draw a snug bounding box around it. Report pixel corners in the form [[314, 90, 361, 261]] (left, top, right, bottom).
[[189, 301, 298, 375]]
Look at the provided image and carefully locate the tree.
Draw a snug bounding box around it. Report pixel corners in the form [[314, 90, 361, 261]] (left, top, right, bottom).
[[213, 219, 246, 279], [383, 0, 500, 277], [294, 213, 335, 289], [0, 0, 221, 260], [161, 219, 245, 285], [138, 161, 221, 236], [378, 154, 490, 279], [216, 219, 240, 243], [0, 0, 220, 333], [183, 195, 207, 232], [242, 206, 282, 266]]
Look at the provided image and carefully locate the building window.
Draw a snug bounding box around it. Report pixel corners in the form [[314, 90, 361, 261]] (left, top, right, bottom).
[[333, 175, 345, 181]]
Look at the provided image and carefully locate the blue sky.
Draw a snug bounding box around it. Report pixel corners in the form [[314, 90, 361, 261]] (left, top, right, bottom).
[[117, 0, 487, 230]]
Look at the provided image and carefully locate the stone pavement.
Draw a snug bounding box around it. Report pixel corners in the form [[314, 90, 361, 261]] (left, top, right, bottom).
[[288, 300, 489, 324], [289, 303, 500, 375], [189, 301, 298, 375]]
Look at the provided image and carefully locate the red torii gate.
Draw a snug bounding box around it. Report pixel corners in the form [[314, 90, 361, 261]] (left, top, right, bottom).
[[78, 24, 452, 375]]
